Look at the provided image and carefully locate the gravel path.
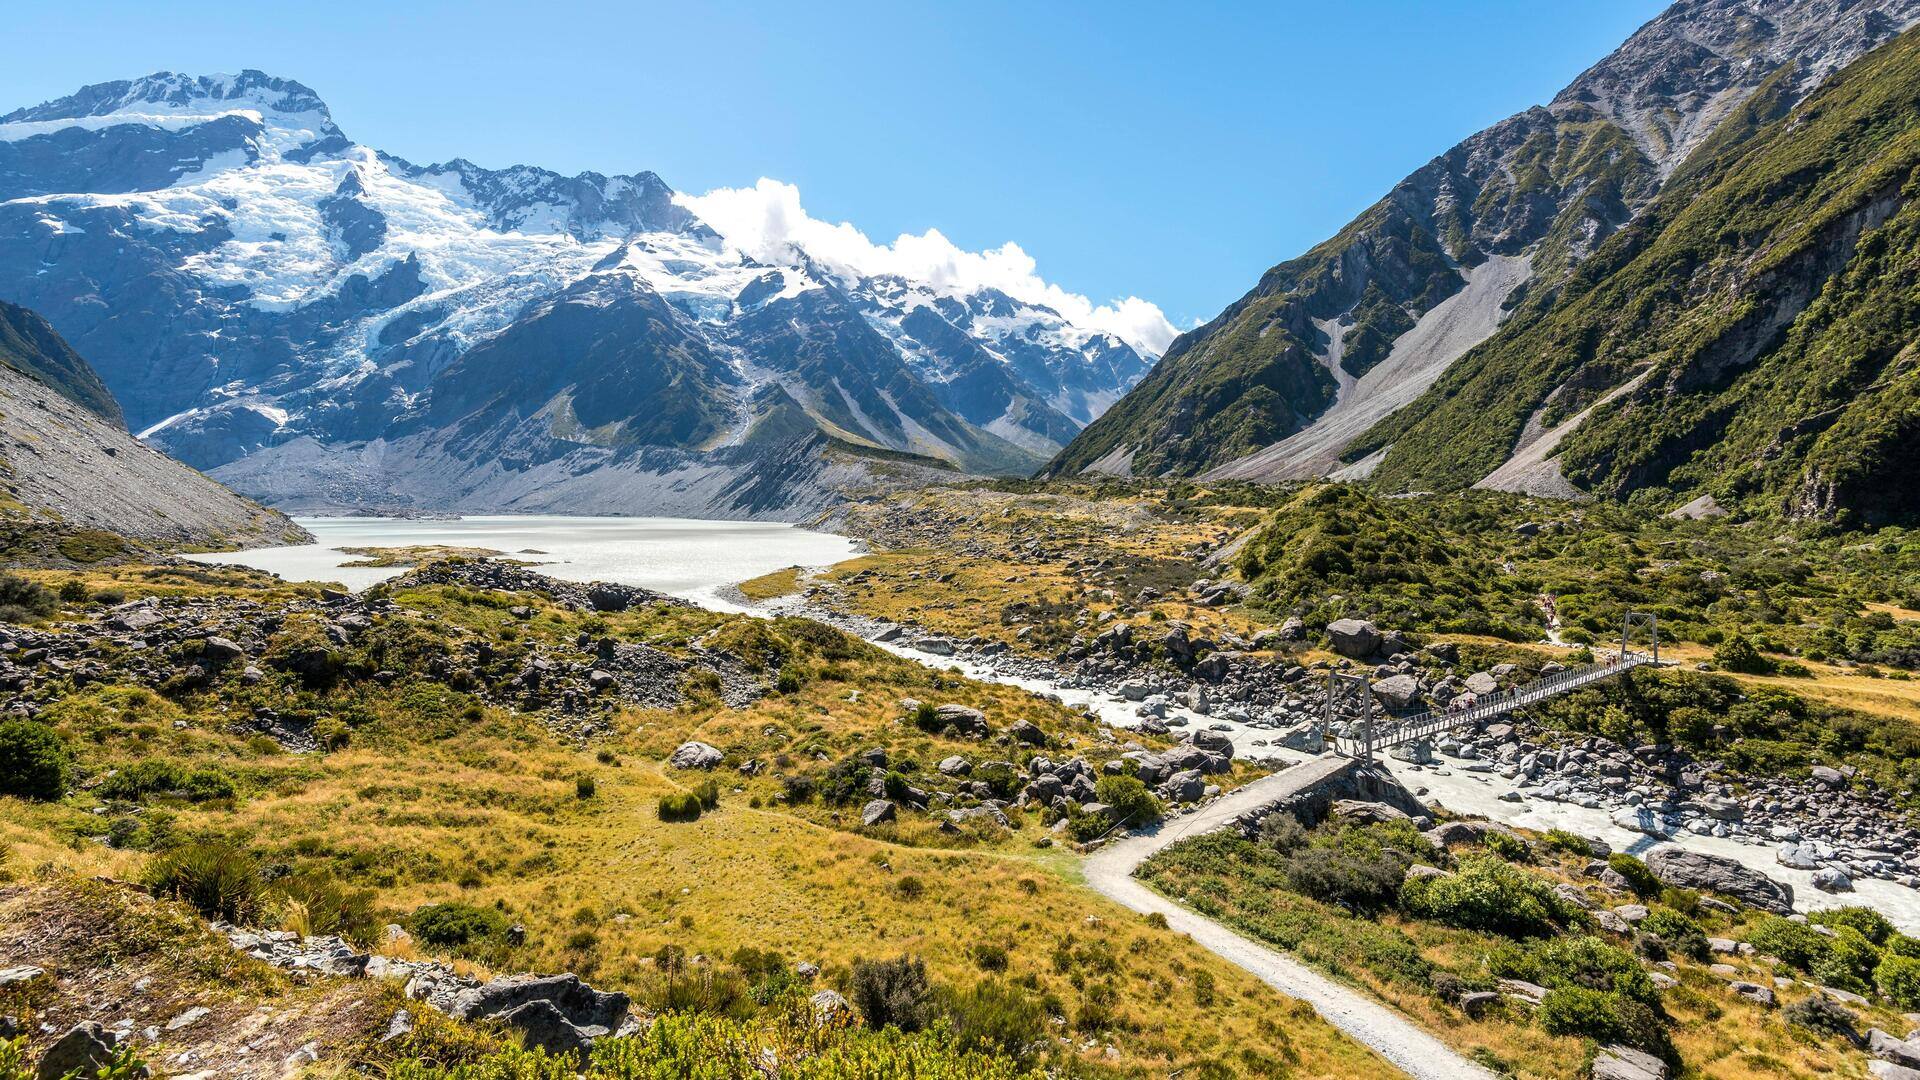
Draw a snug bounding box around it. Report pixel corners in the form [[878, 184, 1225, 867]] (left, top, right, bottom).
[[1081, 771, 1498, 1080]]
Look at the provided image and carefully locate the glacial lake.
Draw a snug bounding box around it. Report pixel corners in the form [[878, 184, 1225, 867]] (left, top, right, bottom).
[[185, 515, 860, 612]]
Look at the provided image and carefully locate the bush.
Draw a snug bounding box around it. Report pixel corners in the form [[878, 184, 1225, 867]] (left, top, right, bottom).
[[1783, 992, 1859, 1037], [274, 870, 377, 941], [96, 760, 237, 803], [1606, 853, 1661, 897], [1285, 845, 1405, 913], [658, 793, 703, 822], [1482, 830, 1532, 863], [850, 956, 933, 1032], [1258, 813, 1307, 853], [1812, 928, 1881, 994], [1092, 775, 1162, 828], [0, 572, 55, 621], [1529, 936, 1660, 1005], [314, 716, 351, 751], [1400, 855, 1580, 938], [0, 718, 70, 800], [1810, 906, 1894, 945], [1745, 916, 1835, 971], [1877, 954, 1920, 1010], [575, 774, 596, 799], [781, 775, 816, 804], [1713, 636, 1774, 674], [972, 762, 1022, 800], [411, 902, 509, 947], [1640, 909, 1710, 962], [692, 780, 720, 810], [970, 943, 1010, 973], [1542, 829, 1597, 857], [911, 702, 942, 733], [939, 980, 1045, 1065], [146, 842, 261, 921], [1539, 987, 1665, 1053]]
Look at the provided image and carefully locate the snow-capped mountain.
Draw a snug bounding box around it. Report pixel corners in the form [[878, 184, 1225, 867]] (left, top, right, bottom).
[[0, 71, 1151, 516]]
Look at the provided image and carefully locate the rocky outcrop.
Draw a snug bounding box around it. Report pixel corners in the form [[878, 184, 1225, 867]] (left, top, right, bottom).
[[1644, 845, 1794, 914]]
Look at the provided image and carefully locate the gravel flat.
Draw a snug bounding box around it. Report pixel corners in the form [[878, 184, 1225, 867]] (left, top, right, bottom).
[[1081, 770, 1499, 1080]]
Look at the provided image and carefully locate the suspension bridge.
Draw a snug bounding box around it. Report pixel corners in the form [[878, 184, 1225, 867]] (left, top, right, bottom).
[[1324, 611, 1661, 759]]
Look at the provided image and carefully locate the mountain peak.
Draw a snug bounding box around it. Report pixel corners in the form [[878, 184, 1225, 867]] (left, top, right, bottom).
[[1, 69, 334, 126]]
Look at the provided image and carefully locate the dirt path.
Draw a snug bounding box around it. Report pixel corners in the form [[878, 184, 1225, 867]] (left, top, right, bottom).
[[1081, 771, 1498, 1080]]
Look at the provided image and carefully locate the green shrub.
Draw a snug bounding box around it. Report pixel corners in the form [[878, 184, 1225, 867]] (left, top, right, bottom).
[[911, 702, 942, 733], [1812, 928, 1881, 994], [692, 780, 720, 810], [1713, 636, 1774, 674], [0, 718, 70, 800], [1285, 844, 1404, 913], [0, 572, 55, 621], [970, 943, 1010, 973], [410, 902, 509, 947], [1531, 936, 1660, 1005], [781, 774, 816, 803], [658, 793, 703, 822], [972, 761, 1022, 800], [940, 980, 1045, 1065], [1745, 916, 1835, 971], [575, 774, 596, 799], [1810, 906, 1894, 945], [850, 955, 934, 1032], [314, 716, 351, 751], [1538, 987, 1665, 1053], [1400, 854, 1579, 937], [1606, 853, 1661, 897], [1482, 830, 1532, 863], [775, 666, 803, 694], [1092, 775, 1162, 828], [1876, 954, 1920, 1010], [1542, 829, 1597, 857], [96, 760, 236, 803], [1783, 993, 1859, 1037], [145, 842, 261, 921], [1640, 909, 1710, 962]]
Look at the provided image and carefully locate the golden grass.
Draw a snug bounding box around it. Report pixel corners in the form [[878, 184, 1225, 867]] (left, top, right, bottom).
[[735, 565, 804, 602]]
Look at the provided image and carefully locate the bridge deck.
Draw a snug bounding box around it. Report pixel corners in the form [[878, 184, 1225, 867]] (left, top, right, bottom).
[[1336, 655, 1651, 756]]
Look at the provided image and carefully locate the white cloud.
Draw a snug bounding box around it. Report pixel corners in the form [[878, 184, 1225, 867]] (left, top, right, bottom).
[[676, 178, 1177, 355]]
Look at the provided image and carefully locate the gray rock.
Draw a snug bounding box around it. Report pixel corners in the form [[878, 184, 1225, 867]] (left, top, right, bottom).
[[37, 1022, 143, 1080], [1813, 867, 1854, 893], [1730, 981, 1776, 1007], [1371, 673, 1421, 710], [936, 755, 972, 776], [1645, 845, 1793, 914], [811, 989, 853, 1021], [931, 704, 990, 737], [1008, 720, 1047, 746], [1592, 1044, 1668, 1080], [1870, 1061, 1920, 1080], [668, 741, 724, 770], [1869, 1029, 1920, 1069], [862, 800, 898, 826], [1327, 619, 1381, 659], [1159, 769, 1205, 804], [0, 966, 44, 989]]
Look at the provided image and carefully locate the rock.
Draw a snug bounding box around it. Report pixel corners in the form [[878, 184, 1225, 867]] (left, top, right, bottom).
[[862, 800, 897, 826], [164, 1006, 211, 1031], [449, 973, 629, 1045], [1389, 738, 1433, 764], [1159, 769, 1205, 804], [1275, 722, 1324, 753], [382, 1008, 414, 1042], [1778, 842, 1828, 870], [1813, 867, 1854, 893], [1555, 883, 1594, 910], [668, 741, 724, 770], [1810, 765, 1846, 789], [936, 755, 972, 776], [1869, 1029, 1920, 1069], [1459, 990, 1500, 1017], [1498, 978, 1548, 1006], [1464, 671, 1500, 696], [1591, 1044, 1668, 1080], [0, 966, 44, 989], [37, 1022, 142, 1080], [1008, 720, 1047, 746], [200, 636, 245, 662], [931, 704, 990, 737], [1406, 865, 1452, 883], [811, 989, 852, 1021], [1372, 673, 1422, 710], [1613, 904, 1650, 923], [1189, 728, 1235, 759], [1332, 800, 1410, 825], [1870, 1061, 1920, 1080], [497, 999, 596, 1059], [1327, 619, 1381, 659], [1730, 982, 1776, 1007], [1645, 845, 1793, 914]]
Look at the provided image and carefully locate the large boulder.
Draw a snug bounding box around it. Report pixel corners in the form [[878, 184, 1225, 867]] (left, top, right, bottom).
[[1159, 769, 1206, 804], [37, 1023, 146, 1080], [1189, 729, 1235, 759], [931, 704, 990, 737], [668, 742, 724, 770], [861, 800, 898, 826], [1644, 845, 1793, 914], [1371, 674, 1421, 710], [1327, 619, 1381, 659]]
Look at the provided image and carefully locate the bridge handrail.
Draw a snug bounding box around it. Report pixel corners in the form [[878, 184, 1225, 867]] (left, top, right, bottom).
[[1337, 653, 1649, 753]]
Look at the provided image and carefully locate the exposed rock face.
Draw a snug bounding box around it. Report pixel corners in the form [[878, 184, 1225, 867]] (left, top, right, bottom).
[[1644, 845, 1794, 914], [1327, 619, 1381, 659], [669, 742, 725, 770], [1591, 1043, 1669, 1080], [0, 348, 304, 548]]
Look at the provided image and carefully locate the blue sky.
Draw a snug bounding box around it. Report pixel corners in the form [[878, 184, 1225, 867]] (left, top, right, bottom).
[[5, 0, 1666, 334]]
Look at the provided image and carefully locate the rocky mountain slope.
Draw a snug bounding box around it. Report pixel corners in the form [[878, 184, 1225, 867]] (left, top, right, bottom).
[[1045, 0, 1920, 498], [0, 72, 1150, 518], [0, 304, 305, 546], [1350, 24, 1920, 525]]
